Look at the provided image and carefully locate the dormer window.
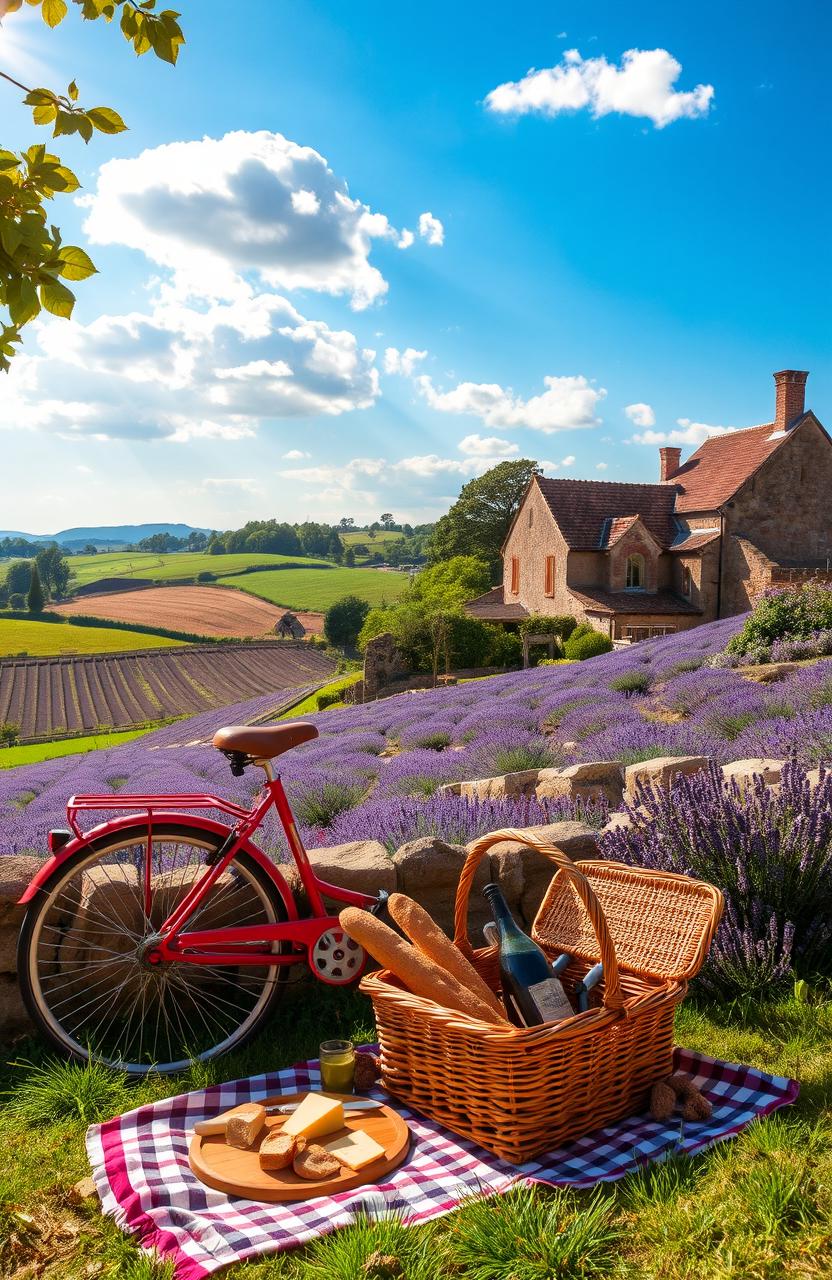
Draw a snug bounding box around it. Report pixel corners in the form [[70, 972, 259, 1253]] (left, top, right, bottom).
[[626, 554, 645, 590]]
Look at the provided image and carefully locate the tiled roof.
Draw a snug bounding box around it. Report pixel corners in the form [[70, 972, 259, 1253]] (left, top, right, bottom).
[[536, 477, 678, 549], [665, 419, 803, 513], [464, 586, 528, 621], [569, 587, 702, 616], [669, 529, 721, 553], [603, 515, 640, 546]]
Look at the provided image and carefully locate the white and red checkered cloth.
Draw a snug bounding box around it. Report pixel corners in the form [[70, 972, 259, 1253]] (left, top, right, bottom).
[[86, 1047, 798, 1280]]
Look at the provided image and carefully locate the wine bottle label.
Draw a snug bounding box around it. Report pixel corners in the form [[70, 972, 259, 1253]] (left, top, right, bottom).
[[526, 977, 574, 1024]]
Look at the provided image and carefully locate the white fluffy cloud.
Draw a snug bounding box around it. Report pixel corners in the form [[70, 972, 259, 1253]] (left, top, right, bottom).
[[596, 461, 608, 471], [417, 372, 605, 434], [282, 449, 311, 460], [418, 212, 445, 246], [80, 131, 436, 311], [2, 292, 380, 442], [457, 433, 519, 458], [383, 346, 428, 376], [631, 418, 733, 446], [485, 47, 714, 129], [624, 402, 655, 427]]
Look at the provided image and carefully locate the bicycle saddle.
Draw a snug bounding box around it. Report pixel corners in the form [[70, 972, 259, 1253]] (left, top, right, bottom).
[[212, 721, 319, 759]]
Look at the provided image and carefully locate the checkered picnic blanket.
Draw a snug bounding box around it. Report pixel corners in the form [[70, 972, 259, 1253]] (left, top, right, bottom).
[[86, 1047, 798, 1280]]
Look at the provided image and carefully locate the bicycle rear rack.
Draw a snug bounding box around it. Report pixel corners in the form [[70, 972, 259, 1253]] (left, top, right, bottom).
[[66, 792, 251, 838]]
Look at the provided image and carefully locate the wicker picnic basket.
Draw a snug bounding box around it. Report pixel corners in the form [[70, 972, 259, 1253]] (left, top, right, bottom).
[[361, 829, 723, 1164]]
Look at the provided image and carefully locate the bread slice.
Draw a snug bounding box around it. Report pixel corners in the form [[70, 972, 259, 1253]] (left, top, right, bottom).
[[292, 1143, 341, 1180], [225, 1103, 266, 1149], [258, 1130, 301, 1170]]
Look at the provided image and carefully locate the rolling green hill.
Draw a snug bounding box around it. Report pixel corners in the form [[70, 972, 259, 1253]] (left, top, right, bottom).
[[61, 550, 330, 590], [217, 567, 408, 611], [0, 618, 184, 657]]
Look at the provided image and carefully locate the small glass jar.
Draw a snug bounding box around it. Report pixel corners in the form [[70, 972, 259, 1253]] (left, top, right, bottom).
[[319, 1039, 355, 1094]]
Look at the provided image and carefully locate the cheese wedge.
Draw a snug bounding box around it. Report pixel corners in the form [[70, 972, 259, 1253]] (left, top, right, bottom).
[[325, 1129, 386, 1171], [282, 1093, 344, 1141], [226, 1103, 266, 1150]]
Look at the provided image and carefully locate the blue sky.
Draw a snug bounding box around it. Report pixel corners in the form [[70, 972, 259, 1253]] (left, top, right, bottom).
[[2, 0, 830, 533]]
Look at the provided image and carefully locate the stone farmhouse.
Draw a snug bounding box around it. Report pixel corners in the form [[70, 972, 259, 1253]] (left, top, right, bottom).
[[466, 370, 831, 642]]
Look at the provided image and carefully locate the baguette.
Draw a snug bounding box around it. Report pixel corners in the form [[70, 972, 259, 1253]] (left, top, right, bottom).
[[387, 893, 504, 1018], [339, 907, 507, 1024], [194, 1103, 263, 1137]]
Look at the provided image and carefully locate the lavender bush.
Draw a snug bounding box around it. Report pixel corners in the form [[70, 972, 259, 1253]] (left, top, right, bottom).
[[601, 760, 832, 995]]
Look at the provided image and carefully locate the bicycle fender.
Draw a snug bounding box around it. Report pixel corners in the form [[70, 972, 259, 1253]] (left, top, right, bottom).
[[17, 811, 299, 921]]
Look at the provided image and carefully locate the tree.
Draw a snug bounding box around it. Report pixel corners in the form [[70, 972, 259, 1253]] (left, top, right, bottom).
[[324, 595, 370, 649], [328, 531, 344, 564], [380, 513, 394, 530], [410, 556, 491, 610], [1, 1, 184, 372], [6, 560, 32, 596], [35, 543, 69, 597], [344, 546, 356, 567], [27, 561, 44, 613], [207, 535, 224, 556], [81, 543, 98, 555], [428, 460, 541, 578], [187, 530, 208, 551]]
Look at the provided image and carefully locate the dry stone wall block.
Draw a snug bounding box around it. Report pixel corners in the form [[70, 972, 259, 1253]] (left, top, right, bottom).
[[393, 837, 491, 937], [721, 758, 786, 790], [535, 761, 624, 807], [624, 755, 711, 799], [286, 841, 396, 902], [458, 769, 540, 800], [0, 856, 42, 975]]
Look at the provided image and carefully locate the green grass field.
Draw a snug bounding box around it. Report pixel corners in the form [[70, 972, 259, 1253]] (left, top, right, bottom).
[[55, 550, 331, 590], [0, 988, 828, 1279], [0, 727, 152, 770], [217, 567, 408, 611], [0, 617, 184, 657]]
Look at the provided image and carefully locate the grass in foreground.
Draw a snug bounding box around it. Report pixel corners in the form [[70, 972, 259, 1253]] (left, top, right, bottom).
[[0, 617, 184, 658], [0, 728, 151, 770], [0, 988, 829, 1279], [218, 567, 407, 611]]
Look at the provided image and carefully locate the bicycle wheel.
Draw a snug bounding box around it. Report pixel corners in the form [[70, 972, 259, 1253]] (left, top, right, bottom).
[[18, 822, 291, 1074]]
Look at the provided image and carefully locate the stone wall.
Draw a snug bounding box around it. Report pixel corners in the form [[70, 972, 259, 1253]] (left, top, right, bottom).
[[502, 480, 572, 616]]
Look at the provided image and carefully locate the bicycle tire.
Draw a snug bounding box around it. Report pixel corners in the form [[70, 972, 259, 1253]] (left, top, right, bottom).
[[18, 821, 292, 1075]]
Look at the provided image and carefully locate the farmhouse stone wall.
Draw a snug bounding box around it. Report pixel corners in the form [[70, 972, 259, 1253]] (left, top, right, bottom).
[[502, 481, 573, 616]]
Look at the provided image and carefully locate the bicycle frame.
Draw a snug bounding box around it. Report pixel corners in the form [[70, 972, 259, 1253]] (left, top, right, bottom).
[[19, 765, 378, 976]]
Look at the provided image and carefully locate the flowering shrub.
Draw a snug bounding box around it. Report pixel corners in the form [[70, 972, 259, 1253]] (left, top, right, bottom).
[[725, 583, 832, 660], [601, 760, 832, 995]]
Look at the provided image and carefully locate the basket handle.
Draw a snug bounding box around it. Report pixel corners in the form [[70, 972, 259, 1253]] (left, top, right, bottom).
[[453, 828, 624, 1013]]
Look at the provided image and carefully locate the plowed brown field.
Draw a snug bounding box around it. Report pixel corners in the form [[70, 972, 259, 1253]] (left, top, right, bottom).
[[53, 586, 323, 638]]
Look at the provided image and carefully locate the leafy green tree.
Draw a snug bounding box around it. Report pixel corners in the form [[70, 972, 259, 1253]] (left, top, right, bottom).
[[323, 594, 370, 649], [1, 0, 184, 371], [207, 535, 224, 556], [27, 561, 45, 613], [428, 460, 541, 578], [6, 560, 32, 596], [8, 592, 25, 609], [0, 721, 20, 747], [410, 556, 491, 610], [344, 546, 356, 567], [563, 626, 613, 660], [380, 513, 394, 529], [35, 543, 70, 596], [329, 531, 344, 564]]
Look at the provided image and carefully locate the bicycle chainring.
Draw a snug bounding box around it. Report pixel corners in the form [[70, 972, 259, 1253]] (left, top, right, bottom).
[[310, 927, 366, 985]]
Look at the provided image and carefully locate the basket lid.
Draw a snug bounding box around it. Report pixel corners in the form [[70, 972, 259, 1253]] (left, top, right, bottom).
[[531, 859, 723, 982]]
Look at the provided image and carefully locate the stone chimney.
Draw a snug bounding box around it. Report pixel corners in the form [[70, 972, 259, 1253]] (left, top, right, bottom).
[[659, 446, 681, 482], [773, 369, 809, 431]]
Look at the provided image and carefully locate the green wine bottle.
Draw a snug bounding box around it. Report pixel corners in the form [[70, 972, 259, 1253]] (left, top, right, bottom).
[[483, 883, 575, 1027]]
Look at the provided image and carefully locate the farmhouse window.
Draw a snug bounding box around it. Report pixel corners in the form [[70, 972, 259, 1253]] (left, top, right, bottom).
[[544, 555, 556, 596], [626, 554, 645, 589], [510, 556, 520, 594], [625, 625, 676, 642]]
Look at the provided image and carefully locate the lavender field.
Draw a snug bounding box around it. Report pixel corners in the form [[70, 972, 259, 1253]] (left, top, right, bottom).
[[5, 613, 832, 859]]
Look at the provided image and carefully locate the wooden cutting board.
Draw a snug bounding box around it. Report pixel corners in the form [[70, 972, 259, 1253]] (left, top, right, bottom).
[[188, 1093, 410, 1202]]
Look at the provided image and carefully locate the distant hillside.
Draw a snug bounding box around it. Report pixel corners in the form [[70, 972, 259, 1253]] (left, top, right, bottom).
[[0, 523, 210, 548]]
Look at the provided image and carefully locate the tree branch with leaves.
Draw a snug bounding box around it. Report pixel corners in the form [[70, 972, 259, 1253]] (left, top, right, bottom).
[[0, 0, 184, 370]]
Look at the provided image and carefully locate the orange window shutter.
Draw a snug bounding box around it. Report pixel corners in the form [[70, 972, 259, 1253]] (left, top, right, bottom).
[[545, 556, 555, 595]]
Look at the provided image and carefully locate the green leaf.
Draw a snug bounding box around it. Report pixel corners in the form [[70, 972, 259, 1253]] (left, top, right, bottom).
[[0, 224, 24, 258], [0, 152, 21, 172], [50, 164, 80, 193], [32, 102, 58, 126], [120, 3, 138, 37], [39, 276, 75, 318], [42, 0, 68, 28], [68, 79, 79, 102], [23, 89, 58, 107], [53, 111, 80, 138], [8, 277, 41, 325], [86, 106, 128, 134], [76, 114, 94, 143], [56, 245, 97, 280]]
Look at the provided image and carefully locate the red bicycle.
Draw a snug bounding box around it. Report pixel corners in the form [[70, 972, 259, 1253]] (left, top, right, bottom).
[[17, 722, 384, 1075]]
